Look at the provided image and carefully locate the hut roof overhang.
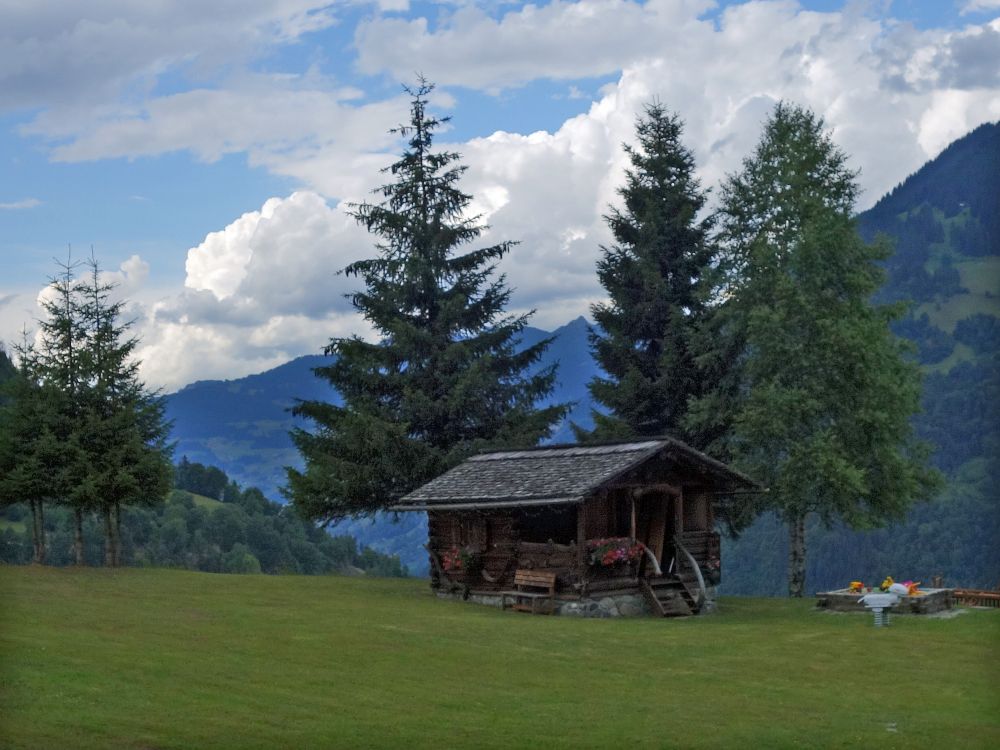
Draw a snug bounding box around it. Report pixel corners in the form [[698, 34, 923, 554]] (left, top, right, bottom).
[[392, 438, 759, 512]]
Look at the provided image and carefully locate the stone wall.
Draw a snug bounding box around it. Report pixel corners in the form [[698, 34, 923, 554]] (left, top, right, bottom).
[[555, 593, 649, 618], [436, 590, 654, 618]]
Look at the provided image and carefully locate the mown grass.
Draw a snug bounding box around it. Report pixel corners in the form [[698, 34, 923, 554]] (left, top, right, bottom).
[[169, 489, 224, 510], [957, 257, 1000, 299], [1, 567, 997, 749], [917, 256, 1000, 337]]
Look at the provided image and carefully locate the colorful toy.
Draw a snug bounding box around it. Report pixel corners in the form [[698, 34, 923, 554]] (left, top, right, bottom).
[[878, 575, 925, 596], [903, 580, 924, 596], [849, 581, 864, 593]]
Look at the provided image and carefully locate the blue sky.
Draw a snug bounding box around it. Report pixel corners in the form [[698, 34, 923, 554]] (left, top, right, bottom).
[[2, 0, 999, 388]]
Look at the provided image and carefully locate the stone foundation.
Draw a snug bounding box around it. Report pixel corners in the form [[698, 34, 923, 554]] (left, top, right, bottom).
[[555, 593, 649, 618], [435, 589, 714, 618]]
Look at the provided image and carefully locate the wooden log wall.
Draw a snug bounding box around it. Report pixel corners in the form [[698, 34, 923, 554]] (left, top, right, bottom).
[[426, 492, 724, 595], [427, 510, 519, 592], [580, 494, 614, 539], [676, 529, 721, 568], [682, 491, 711, 532]]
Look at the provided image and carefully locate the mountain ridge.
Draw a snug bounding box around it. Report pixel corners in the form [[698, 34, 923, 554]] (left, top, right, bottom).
[[164, 318, 598, 494]]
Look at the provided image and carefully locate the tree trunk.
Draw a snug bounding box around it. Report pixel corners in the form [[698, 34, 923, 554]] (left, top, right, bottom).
[[114, 501, 123, 567], [787, 512, 806, 598], [103, 506, 114, 567], [73, 507, 85, 566], [30, 499, 46, 564]]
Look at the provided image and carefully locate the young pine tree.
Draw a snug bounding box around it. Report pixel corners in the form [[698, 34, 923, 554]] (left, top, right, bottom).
[[75, 257, 173, 566], [689, 103, 941, 597], [577, 104, 714, 445], [0, 338, 67, 564], [287, 81, 568, 524], [33, 258, 93, 564], [2, 257, 172, 567]]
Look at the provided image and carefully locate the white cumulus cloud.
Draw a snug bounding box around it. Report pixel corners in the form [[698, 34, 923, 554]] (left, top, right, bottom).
[[6, 1, 1000, 388], [132, 191, 377, 389], [963, 0, 1000, 14], [0, 198, 41, 210]]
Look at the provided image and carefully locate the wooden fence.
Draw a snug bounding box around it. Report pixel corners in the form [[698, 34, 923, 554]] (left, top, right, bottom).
[[953, 588, 1000, 607]]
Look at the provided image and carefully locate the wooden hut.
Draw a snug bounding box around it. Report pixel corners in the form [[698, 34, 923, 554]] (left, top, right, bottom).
[[393, 438, 759, 617]]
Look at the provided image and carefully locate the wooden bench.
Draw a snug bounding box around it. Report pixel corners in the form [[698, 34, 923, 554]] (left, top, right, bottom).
[[501, 569, 557, 614]]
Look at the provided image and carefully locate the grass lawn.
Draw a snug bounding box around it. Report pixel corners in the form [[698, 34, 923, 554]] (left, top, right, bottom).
[[1, 568, 997, 749], [169, 489, 225, 510], [957, 257, 1000, 301], [917, 256, 1000, 337]]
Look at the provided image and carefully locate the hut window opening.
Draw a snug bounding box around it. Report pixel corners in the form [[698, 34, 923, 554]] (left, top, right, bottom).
[[515, 505, 577, 545], [458, 514, 489, 548]]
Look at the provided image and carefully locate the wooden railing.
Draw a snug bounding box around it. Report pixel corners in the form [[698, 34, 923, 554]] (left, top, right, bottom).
[[954, 588, 1000, 607], [673, 535, 706, 613], [675, 530, 721, 561], [641, 543, 662, 577]]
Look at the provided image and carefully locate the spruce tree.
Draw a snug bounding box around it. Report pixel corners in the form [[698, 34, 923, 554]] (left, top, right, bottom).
[[0, 339, 65, 564], [578, 104, 714, 445], [287, 81, 568, 524], [0, 345, 15, 385], [689, 103, 941, 597], [75, 257, 173, 566], [33, 258, 92, 564], [0, 257, 172, 567]]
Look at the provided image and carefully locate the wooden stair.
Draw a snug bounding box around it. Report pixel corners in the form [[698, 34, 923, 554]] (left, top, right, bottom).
[[642, 576, 697, 617]]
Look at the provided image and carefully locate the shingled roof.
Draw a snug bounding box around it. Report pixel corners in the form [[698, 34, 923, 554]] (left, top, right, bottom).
[[393, 438, 757, 511]]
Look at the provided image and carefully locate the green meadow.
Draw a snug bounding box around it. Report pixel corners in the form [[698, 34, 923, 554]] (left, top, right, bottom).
[[1, 567, 997, 749]]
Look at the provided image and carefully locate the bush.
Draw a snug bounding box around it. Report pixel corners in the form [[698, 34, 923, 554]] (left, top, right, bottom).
[[0, 528, 30, 564], [3, 503, 26, 522], [953, 314, 1000, 355], [222, 543, 261, 574]]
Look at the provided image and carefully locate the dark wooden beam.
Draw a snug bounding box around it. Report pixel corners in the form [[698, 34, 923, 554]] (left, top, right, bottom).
[[619, 482, 682, 497]]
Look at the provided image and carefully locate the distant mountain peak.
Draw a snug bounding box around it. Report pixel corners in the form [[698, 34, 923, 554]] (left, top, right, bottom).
[[862, 121, 999, 236]]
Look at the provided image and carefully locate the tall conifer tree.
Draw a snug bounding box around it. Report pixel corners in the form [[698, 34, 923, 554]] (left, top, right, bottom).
[[76, 257, 173, 566], [689, 103, 941, 597], [578, 104, 714, 444], [287, 81, 567, 524], [0, 339, 65, 564], [0, 345, 15, 384], [34, 258, 92, 564], [1, 257, 172, 567]]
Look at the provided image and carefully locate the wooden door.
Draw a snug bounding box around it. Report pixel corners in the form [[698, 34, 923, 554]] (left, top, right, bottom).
[[636, 495, 670, 569]]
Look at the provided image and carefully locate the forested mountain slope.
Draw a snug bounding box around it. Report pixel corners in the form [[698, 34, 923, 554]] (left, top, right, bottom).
[[165, 354, 336, 503], [165, 317, 595, 502], [165, 318, 597, 572]]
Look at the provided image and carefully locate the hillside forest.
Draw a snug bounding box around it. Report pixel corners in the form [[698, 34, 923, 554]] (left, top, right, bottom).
[[0, 450, 406, 577]]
